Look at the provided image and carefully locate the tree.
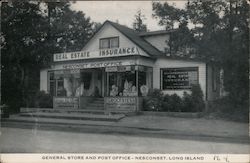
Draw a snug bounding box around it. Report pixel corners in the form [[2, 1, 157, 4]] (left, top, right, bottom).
[[152, 2, 186, 30], [186, 0, 249, 108], [1, 1, 49, 110], [45, 2, 94, 52], [133, 10, 147, 32], [152, 0, 249, 114], [1, 1, 95, 111], [152, 2, 194, 56], [92, 22, 102, 33]]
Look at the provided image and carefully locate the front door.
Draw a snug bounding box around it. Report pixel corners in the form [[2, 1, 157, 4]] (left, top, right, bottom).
[[80, 68, 103, 97]]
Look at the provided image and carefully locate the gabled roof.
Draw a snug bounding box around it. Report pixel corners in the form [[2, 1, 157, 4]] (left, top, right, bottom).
[[104, 20, 165, 58], [139, 29, 176, 36]]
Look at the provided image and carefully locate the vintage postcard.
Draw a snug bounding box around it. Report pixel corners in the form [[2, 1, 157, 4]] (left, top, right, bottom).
[[0, 0, 249, 162]]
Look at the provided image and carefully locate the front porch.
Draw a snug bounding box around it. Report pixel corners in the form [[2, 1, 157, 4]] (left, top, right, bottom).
[[50, 64, 152, 113], [53, 96, 143, 114]]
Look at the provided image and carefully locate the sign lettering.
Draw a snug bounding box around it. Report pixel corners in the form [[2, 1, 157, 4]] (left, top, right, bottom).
[[106, 97, 136, 104], [53, 47, 139, 62], [53, 60, 135, 70], [53, 97, 79, 109], [162, 67, 198, 90]]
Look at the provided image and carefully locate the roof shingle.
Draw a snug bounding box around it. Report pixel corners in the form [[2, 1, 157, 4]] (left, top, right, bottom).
[[106, 20, 164, 58]]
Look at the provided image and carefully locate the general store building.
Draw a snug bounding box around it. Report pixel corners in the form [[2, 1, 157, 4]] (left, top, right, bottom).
[[40, 20, 221, 113]]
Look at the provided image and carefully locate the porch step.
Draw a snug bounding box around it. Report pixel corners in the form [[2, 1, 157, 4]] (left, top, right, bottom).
[[18, 112, 125, 122], [88, 103, 104, 107], [91, 98, 104, 102], [34, 108, 106, 115], [85, 98, 104, 110]]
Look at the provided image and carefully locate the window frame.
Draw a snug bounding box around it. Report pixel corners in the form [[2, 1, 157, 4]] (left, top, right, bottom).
[[99, 37, 119, 49], [212, 67, 217, 92], [160, 67, 199, 90], [48, 71, 56, 96]]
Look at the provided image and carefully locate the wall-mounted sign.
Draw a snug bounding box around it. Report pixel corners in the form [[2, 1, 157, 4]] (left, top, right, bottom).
[[54, 69, 80, 78], [99, 47, 138, 57], [53, 97, 79, 109], [53, 60, 136, 70], [53, 47, 139, 62], [161, 67, 198, 90], [104, 97, 143, 113], [105, 97, 136, 104], [105, 66, 132, 72], [105, 67, 118, 72]]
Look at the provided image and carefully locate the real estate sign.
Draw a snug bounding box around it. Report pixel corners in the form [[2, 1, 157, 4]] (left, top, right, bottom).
[[162, 67, 198, 90], [53, 47, 139, 62]]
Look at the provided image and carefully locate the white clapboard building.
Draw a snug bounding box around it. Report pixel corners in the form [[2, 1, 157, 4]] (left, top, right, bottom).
[[40, 20, 221, 112]]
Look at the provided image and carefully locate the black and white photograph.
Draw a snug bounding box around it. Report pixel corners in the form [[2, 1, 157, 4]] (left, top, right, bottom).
[[0, 0, 249, 162]]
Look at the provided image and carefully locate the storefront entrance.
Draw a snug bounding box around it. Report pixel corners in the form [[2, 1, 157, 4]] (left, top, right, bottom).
[[80, 68, 104, 97], [51, 65, 152, 112]]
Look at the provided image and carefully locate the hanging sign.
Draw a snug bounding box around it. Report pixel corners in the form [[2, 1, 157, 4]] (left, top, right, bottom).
[[53, 47, 139, 62]]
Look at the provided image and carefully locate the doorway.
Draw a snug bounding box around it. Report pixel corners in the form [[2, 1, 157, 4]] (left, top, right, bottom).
[[80, 68, 103, 97]]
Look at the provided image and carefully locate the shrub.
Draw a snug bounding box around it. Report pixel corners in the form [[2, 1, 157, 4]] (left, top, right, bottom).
[[190, 84, 205, 112], [143, 89, 164, 111], [167, 94, 183, 112], [162, 94, 171, 111], [143, 84, 205, 113], [34, 91, 53, 108], [208, 96, 248, 122], [182, 91, 193, 112]]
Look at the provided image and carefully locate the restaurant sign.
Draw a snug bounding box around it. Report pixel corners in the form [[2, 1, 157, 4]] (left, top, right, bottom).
[[53, 47, 139, 62], [162, 67, 198, 90]]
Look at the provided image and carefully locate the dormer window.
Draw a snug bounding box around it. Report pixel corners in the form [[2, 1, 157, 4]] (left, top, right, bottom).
[[100, 37, 119, 49]]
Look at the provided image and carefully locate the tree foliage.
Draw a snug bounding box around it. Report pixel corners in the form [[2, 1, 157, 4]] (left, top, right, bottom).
[[152, 0, 249, 113], [152, 2, 194, 56], [1, 1, 95, 111], [132, 10, 147, 32]]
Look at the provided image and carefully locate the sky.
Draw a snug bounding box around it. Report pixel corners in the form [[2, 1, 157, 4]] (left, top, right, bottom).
[[70, 1, 187, 31]]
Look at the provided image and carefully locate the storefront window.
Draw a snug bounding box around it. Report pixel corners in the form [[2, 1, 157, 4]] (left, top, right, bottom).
[[138, 67, 152, 96], [49, 70, 81, 97], [108, 71, 137, 97], [48, 71, 56, 96], [212, 67, 217, 91], [107, 66, 152, 97], [56, 77, 65, 96], [138, 71, 146, 96]]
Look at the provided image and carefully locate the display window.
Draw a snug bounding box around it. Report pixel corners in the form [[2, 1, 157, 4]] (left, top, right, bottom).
[[49, 70, 81, 97], [48, 71, 56, 96], [48, 66, 152, 98], [107, 66, 152, 97], [108, 71, 137, 97]]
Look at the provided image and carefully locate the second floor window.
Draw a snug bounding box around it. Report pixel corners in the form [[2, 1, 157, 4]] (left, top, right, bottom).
[[100, 37, 119, 49]]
